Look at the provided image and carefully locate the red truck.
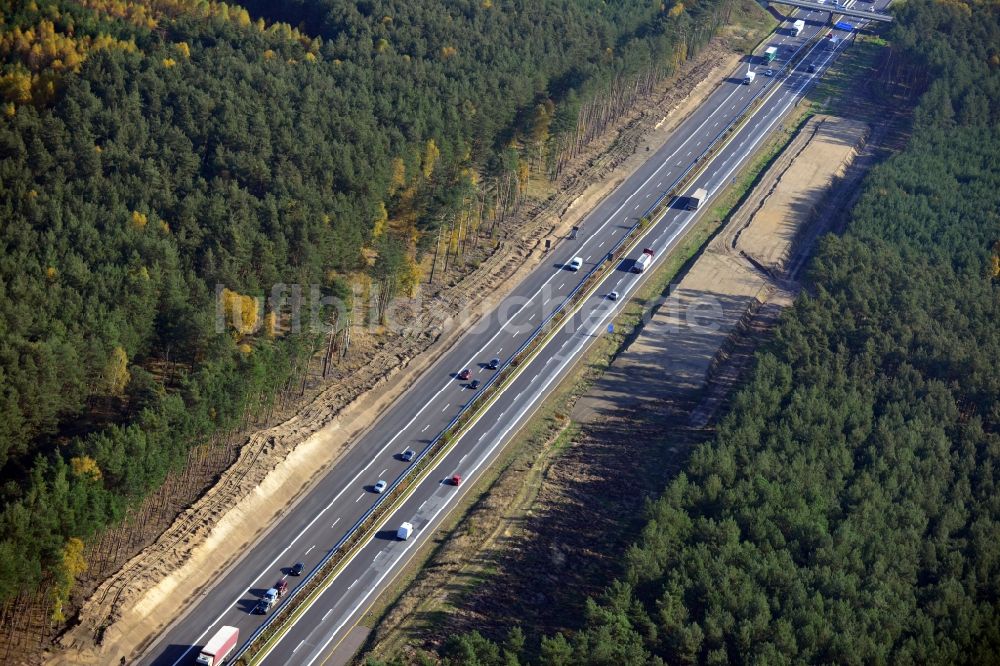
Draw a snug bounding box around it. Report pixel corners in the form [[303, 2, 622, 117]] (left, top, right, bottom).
[[196, 625, 239, 666]]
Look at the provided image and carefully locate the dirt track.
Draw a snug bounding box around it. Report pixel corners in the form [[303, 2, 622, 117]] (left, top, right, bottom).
[[47, 37, 747, 666], [574, 115, 869, 424], [360, 114, 871, 661]]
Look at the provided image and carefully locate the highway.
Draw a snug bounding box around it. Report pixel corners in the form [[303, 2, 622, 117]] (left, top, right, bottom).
[[764, 0, 893, 22], [141, 6, 878, 666]]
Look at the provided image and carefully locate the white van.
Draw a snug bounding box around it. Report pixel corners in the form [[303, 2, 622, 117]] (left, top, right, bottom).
[[397, 522, 413, 540]]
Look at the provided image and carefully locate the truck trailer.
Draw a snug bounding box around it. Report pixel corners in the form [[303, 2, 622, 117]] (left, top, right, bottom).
[[792, 19, 805, 36], [197, 626, 239, 666], [632, 248, 656, 274], [687, 187, 708, 211], [764, 46, 778, 62]]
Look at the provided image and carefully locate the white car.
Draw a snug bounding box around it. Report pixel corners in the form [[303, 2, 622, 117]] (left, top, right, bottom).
[[608, 291, 619, 301], [567, 257, 583, 271], [373, 479, 388, 493], [764, 69, 774, 77]]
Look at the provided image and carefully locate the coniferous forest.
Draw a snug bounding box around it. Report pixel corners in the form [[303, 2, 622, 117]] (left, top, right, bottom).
[[0, 0, 739, 617], [437, 0, 1000, 664]]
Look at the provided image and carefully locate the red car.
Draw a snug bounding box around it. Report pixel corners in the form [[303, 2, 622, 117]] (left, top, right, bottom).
[[457, 369, 472, 380], [451, 474, 462, 486]]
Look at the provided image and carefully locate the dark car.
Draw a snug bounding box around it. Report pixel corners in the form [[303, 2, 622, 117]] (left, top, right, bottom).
[[458, 368, 472, 380], [807, 64, 816, 73], [469, 379, 481, 390], [488, 358, 500, 370], [275, 579, 288, 597], [253, 598, 270, 614], [290, 561, 304, 576]]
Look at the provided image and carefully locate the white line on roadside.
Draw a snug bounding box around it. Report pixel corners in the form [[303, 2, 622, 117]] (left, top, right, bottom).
[[166, 23, 820, 666]]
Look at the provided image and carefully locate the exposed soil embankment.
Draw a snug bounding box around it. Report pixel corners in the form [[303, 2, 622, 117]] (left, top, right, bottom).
[[48, 37, 746, 666], [575, 115, 869, 424]]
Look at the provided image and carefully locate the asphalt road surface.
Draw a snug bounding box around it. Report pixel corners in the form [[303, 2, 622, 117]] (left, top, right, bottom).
[[141, 6, 880, 665]]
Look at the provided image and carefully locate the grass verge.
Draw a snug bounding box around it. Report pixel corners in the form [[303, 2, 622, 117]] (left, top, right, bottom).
[[720, 0, 779, 53], [807, 32, 891, 116], [356, 103, 810, 663]]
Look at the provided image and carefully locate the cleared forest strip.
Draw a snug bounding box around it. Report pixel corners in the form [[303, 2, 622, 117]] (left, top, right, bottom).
[[47, 30, 757, 666], [359, 113, 871, 662]]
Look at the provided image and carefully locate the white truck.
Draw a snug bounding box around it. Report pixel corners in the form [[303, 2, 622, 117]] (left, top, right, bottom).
[[792, 19, 805, 36], [687, 187, 708, 211], [196, 626, 239, 666], [397, 522, 413, 540], [743, 69, 756, 85], [632, 248, 655, 274]]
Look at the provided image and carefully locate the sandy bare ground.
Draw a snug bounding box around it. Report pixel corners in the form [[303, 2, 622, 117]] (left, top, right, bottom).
[[360, 114, 871, 662], [574, 114, 869, 424], [46, 38, 746, 666]]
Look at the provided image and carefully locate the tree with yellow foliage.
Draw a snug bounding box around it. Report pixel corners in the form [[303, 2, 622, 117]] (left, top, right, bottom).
[[422, 139, 440, 179], [101, 346, 130, 396], [372, 202, 388, 239], [221, 288, 260, 335], [50, 538, 87, 622], [70, 456, 102, 481]]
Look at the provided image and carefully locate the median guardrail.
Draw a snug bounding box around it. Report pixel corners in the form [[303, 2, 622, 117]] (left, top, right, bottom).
[[229, 23, 836, 666]]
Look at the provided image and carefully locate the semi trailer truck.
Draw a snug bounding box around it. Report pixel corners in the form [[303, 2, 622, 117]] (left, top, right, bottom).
[[196, 626, 239, 666]]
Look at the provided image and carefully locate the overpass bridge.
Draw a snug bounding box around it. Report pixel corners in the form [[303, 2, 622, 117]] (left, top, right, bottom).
[[768, 0, 893, 22]]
